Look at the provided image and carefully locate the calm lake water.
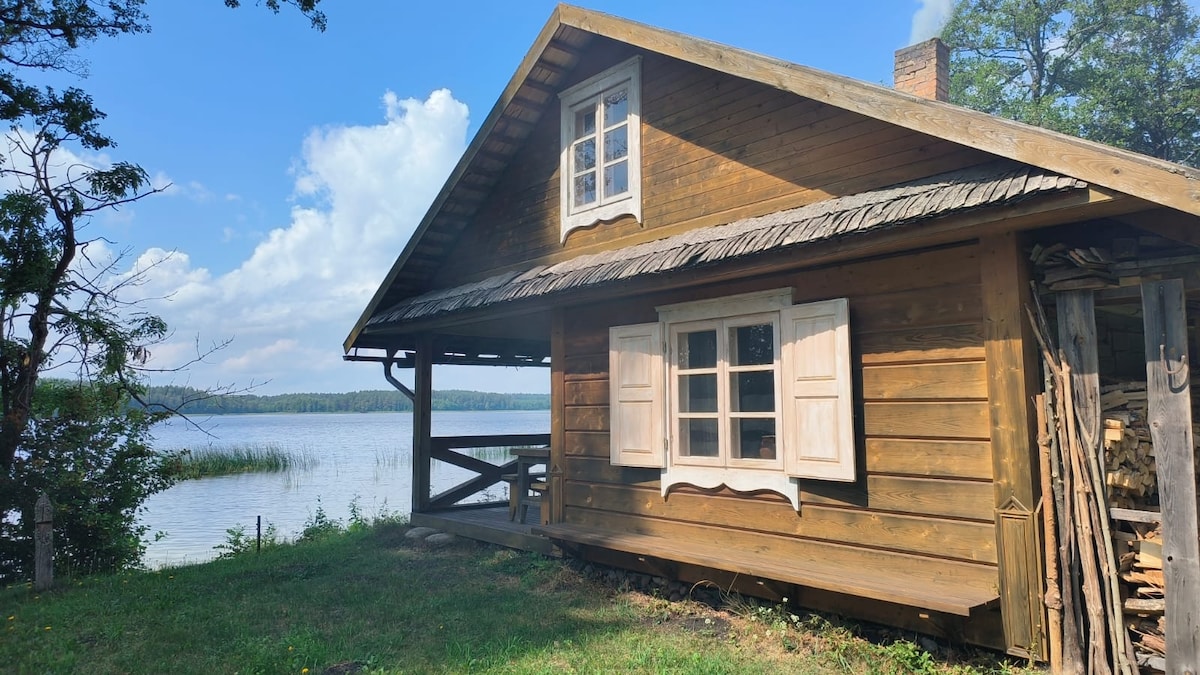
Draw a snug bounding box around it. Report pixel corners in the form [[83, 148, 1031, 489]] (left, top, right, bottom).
[[140, 410, 549, 568]]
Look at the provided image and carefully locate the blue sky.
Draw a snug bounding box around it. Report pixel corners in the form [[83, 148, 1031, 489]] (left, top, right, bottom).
[[46, 1, 957, 395]]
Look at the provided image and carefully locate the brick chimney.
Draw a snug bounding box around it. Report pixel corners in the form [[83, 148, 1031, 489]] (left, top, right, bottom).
[[894, 38, 949, 102]]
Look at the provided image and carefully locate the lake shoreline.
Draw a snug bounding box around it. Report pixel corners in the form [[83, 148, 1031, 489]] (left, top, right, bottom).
[[141, 409, 549, 568]]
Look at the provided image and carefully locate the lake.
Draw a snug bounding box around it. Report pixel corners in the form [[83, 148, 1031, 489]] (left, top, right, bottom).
[[140, 410, 549, 568]]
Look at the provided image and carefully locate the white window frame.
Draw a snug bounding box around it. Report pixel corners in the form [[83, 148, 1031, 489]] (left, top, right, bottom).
[[608, 289, 855, 510], [559, 56, 642, 242], [660, 289, 797, 505]]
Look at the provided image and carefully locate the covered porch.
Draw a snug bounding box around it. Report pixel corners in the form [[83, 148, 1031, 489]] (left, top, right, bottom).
[[345, 323, 562, 557]]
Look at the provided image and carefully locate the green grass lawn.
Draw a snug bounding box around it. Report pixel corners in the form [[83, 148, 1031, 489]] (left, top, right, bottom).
[[1, 522, 1038, 674]]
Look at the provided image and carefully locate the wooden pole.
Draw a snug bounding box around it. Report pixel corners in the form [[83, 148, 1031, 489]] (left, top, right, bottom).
[[412, 333, 434, 514], [34, 492, 52, 591], [1141, 279, 1200, 674], [1037, 393, 1064, 674], [549, 310, 565, 525], [1059, 360, 1112, 675], [1057, 290, 1135, 674], [1028, 299, 1084, 673]]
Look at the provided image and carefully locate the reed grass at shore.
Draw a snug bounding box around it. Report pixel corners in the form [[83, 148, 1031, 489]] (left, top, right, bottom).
[[164, 444, 315, 480]]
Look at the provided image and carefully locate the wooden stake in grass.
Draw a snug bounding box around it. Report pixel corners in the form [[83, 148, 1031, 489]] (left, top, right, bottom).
[[34, 492, 52, 591]]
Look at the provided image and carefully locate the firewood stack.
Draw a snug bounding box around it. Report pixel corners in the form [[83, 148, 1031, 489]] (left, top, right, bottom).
[[1120, 527, 1167, 672], [1100, 382, 1156, 509]]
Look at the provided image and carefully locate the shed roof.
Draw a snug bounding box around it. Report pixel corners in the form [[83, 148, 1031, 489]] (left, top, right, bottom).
[[367, 161, 1084, 328], [345, 3, 1200, 351]]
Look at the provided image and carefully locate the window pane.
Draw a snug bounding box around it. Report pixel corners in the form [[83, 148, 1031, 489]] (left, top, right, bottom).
[[730, 371, 775, 412], [604, 125, 628, 162], [732, 419, 776, 460], [574, 105, 596, 140], [730, 323, 774, 366], [679, 374, 717, 413], [603, 161, 628, 198], [573, 172, 596, 207], [573, 138, 596, 171], [680, 418, 719, 457], [603, 88, 628, 125], [677, 330, 717, 369]]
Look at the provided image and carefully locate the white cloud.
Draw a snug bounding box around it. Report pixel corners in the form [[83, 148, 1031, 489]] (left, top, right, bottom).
[[126, 89, 488, 394], [151, 171, 213, 201], [910, 0, 953, 44]]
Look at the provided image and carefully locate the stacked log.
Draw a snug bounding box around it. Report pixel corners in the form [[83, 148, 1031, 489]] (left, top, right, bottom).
[[1120, 528, 1167, 672], [1100, 382, 1156, 509]]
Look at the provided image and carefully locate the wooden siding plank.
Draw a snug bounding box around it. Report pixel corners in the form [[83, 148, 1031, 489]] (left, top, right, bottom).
[[558, 507, 999, 613], [853, 284, 984, 333], [866, 439, 994, 480], [564, 379, 608, 405], [564, 405, 609, 431], [802, 475, 996, 521], [565, 455, 659, 486], [864, 401, 991, 439], [643, 121, 912, 205], [861, 361, 988, 400], [857, 324, 985, 365], [565, 353, 607, 379], [790, 244, 981, 301], [563, 481, 997, 564], [565, 431, 609, 457], [644, 134, 952, 226], [641, 107, 877, 184]]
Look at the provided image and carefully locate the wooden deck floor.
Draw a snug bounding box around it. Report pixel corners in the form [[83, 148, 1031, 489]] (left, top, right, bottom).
[[410, 504, 558, 556]]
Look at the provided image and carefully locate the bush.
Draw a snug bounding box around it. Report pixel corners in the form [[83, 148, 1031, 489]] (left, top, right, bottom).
[[0, 379, 178, 583]]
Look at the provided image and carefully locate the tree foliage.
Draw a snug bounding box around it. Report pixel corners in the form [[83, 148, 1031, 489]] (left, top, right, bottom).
[[0, 379, 176, 583], [943, 0, 1200, 166], [0, 0, 323, 582]]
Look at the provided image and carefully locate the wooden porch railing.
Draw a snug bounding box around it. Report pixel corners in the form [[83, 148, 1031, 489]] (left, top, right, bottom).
[[424, 434, 551, 511]]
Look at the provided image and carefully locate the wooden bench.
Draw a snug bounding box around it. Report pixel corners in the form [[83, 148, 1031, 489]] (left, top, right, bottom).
[[535, 523, 998, 617], [502, 472, 547, 523]]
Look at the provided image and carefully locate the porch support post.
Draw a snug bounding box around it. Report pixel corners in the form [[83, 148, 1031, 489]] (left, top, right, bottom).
[[980, 232, 1045, 659], [549, 310, 566, 524], [412, 333, 434, 514], [1141, 279, 1200, 673]]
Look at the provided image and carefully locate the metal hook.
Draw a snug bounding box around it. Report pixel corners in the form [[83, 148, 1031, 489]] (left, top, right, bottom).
[[1160, 344, 1189, 385]]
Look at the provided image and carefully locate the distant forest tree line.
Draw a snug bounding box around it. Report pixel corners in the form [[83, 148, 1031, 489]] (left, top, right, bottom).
[[141, 385, 549, 415]]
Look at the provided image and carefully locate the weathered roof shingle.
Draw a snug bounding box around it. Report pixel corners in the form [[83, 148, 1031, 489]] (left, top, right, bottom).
[[366, 161, 1085, 328]]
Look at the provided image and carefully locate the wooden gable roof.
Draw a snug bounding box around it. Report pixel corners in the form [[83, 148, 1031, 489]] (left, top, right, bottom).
[[345, 3, 1200, 352]]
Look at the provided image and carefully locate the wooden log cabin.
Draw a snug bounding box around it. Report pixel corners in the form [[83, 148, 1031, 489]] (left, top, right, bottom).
[[344, 4, 1200, 658]]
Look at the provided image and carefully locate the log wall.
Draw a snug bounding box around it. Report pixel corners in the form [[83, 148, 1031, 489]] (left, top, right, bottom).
[[434, 43, 991, 288], [558, 242, 1000, 600]]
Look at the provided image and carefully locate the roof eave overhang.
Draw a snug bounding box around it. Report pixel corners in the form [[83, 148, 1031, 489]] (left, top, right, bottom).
[[356, 185, 1138, 346]]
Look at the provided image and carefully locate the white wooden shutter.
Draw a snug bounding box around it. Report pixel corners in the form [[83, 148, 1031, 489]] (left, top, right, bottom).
[[780, 298, 855, 481], [609, 322, 665, 467]]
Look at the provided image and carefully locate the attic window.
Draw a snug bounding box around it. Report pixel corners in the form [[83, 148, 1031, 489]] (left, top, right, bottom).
[[559, 56, 642, 241]]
